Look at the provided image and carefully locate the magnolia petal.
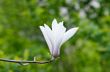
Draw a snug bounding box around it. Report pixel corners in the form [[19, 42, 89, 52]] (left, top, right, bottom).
[[44, 24, 60, 56], [39, 26, 53, 54], [61, 27, 79, 46], [52, 20, 66, 42], [52, 19, 58, 31], [53, 21, 66, 49], [52, 20, 66, 55], [44, 24, 54, 43], [51, 20, 67, 57], [52, 19, 66, 33], [44, 24, 55, 54], [58, 21, 66, 33]]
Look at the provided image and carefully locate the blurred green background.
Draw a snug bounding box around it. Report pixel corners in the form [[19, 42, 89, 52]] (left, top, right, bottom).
[[0, 0, 110, 72]]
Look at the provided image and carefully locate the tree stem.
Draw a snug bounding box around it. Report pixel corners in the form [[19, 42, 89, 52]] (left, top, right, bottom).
[[0, 58, 53, 65]]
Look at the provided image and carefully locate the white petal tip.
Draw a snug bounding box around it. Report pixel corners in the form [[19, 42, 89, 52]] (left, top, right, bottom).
[[53, 18, 57, 21], [71, 27, 79, 32], [39, 26, 44, 29], [44, 24, 48, 28], [74, 27, 79, 30], [52, 18, 57, 23]]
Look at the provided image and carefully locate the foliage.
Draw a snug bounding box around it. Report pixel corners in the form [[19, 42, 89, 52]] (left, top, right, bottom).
[[0, 0, 110, 72]]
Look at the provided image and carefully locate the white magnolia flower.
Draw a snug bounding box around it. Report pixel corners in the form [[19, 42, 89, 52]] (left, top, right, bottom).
[[40, 19, 78, 58]]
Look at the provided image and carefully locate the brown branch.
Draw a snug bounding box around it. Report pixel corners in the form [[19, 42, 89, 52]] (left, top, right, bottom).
[[0, 58, 54, 65]]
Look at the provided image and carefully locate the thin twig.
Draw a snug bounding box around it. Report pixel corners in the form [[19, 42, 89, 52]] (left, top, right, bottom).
[[0, 58, 54, 65]]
